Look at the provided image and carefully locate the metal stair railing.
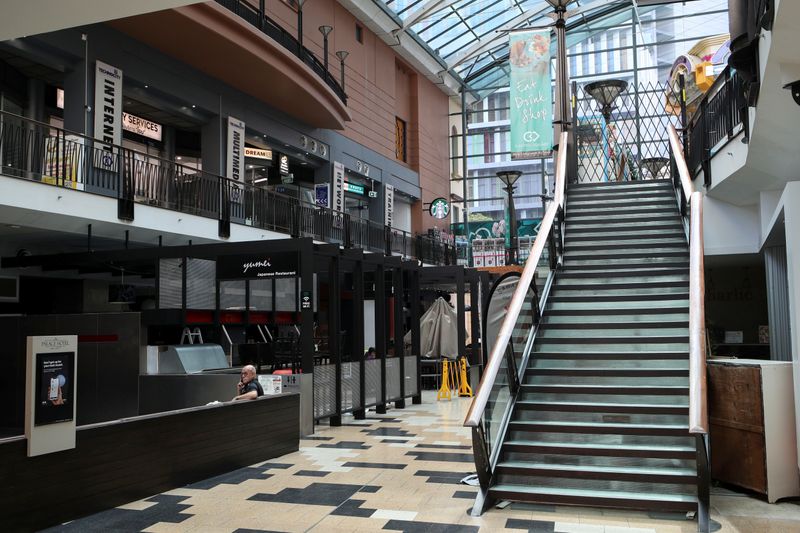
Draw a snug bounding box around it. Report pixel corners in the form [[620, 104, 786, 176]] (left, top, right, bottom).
[[463, 131, 568, 516], [668, 124, 710, 533]]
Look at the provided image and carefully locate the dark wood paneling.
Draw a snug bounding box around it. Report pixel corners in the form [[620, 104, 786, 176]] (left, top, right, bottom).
[[709, 363, 767, 494], [0, 394, 299, 532]]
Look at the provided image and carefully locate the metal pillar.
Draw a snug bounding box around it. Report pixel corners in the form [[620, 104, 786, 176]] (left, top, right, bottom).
[[329, 254, 342, 426], [394, 265, 405, 408], [352, 256, 367, 419], [410, 267, 422, 404], [552, 2, 571, 144], [375, 265, 387, 414]]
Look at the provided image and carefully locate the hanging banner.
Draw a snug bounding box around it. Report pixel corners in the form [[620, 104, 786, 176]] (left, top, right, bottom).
[[509, 29, 553, 160], [332, 161, 345, 213], [384, 184, 394, 227], [226, 116, 245, 183], [93, 61, 123, 168]]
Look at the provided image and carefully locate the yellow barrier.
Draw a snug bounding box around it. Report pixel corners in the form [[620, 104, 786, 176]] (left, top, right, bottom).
[[458, 357, 473, 397], [437, 359, 452, 400]]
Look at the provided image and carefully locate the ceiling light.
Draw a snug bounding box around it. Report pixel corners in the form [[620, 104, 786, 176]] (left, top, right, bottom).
[[177, 156, 182, 160], [8, 224, 20, 229], [144, 84, 149, 89], [254, 177, 268, 184], [191, 104, 196, 108]]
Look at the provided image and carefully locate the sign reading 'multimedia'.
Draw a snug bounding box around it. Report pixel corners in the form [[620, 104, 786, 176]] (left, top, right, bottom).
[[509, 29, 553, 160]]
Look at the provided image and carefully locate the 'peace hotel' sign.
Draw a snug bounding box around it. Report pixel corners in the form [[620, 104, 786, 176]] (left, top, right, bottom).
[[509, 29, 553, 160]]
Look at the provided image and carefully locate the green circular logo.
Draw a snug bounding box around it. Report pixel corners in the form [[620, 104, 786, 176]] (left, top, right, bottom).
[[429, 198, 450, 219]]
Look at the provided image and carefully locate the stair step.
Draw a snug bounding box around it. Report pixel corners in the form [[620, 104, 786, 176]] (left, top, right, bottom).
[[567, 207, 678, 218], [538, 330, 689, 340], [544, 313, 689, 323], [503, 440, 696, 459], [496, 461, 696, 483], [565, 212, 679, 223], [550, 293, 688, 303], [531, 351, 687, 360], [542, 321, 688, 330], [488, 484, 697, 512], [567, 191, 676, 202], [566, 235, 686, 246], [566, 240, 687, 251], [558, 267, 689, 278], [526, 367, 689, 377], [564, 259, 689, 269], [568, 179, 673, 190], [567, 221, 683, 233], [555, 280, 688, 290], [509, 420, 687, 436], [565, 250, 690, 261], [515, 400, 689, 414], [522, 384, 688, 395]]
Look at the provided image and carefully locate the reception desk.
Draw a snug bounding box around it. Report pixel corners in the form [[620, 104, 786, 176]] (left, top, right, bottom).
[[0, 393, 299, 531]]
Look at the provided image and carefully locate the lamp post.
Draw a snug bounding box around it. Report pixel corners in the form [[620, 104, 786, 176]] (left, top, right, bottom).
[[336, 50, 349, 92], [319, 25, 332, 74], [497, 170, 522, 265], [296, 0, 306, 49], [584, 79, 628, 181], [545, 0, 576, 142]]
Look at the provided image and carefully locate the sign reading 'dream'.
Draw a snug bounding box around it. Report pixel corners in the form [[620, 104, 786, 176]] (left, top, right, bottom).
[[244, 147, 273, 160], [509, 29, 553, 160], [122, 112, 162, 141]]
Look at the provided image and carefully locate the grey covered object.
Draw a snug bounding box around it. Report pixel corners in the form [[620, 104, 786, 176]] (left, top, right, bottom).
[[405, 297, 459, 359]]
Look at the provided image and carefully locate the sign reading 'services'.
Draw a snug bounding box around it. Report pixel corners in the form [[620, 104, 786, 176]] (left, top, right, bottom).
[[509, 29, 553, 160]]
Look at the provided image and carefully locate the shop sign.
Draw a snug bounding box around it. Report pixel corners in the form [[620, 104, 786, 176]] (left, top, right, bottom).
[[301, 290, 312, 310], [384, 184, 394, 227], [122, 112, 162, 141], [332, 161, 345, 213], [278, 153, 290, 175], [430, 197, 450, 219], [344, 182, 365, 195], [315, 183, 330, 208], [244, 147, 273, 160], [93, 60, 123, 168], [217, 252, 299, 279], [226, 116, 245, 184]]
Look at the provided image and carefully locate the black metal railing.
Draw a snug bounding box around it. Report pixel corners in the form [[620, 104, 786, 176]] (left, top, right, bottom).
[[685, 67, 746, 187], [0, 110, 457, 264], [215, 0, 347, 105]]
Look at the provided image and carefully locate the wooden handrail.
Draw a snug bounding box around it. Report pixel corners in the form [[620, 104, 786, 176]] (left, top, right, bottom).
[[667, 124, 707, 435], [464, 132, 568, 428], [668, 125, 694, 200], [688, 191, 707, 434]]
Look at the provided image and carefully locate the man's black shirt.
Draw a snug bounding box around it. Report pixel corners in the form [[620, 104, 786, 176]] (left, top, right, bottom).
[[240, 379, 264, 397]]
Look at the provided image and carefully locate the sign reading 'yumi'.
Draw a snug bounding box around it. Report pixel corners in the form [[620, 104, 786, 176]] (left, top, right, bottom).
[[509, 29, 553, 160], [217, 253, 299, 279]]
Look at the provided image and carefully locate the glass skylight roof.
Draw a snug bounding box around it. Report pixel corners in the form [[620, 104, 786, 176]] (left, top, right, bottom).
[[379, 0, 711, 97]]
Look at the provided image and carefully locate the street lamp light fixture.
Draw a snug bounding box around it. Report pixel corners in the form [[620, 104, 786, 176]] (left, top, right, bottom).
[[496, 170, 523, 265], [319, 25, 333, 74], [296, 0, 307, 49], [336, 50, 349, 92], [584, 79, 628, 124]]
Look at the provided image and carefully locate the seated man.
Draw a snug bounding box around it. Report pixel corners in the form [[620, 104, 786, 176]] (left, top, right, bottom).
[[232, 364, 263, 401]]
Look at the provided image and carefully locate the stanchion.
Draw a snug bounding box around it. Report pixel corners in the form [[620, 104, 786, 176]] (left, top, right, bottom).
[[458, 356, 473, 397]]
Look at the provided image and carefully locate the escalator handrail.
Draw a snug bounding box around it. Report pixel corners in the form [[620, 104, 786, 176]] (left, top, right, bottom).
[[464, 131, 568, 428]]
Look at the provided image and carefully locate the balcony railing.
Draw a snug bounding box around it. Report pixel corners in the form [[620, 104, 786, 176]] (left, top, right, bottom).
[[0, 110, 456, 264], [685, 67, 746, 187], [215, 0, 347, 105]]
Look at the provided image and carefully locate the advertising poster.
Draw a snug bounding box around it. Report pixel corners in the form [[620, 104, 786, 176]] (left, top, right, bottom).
[[94, 61, 123, 169], [315, 183, 330, 208], [509, 29, 553, 160], [34, 351, 75, 427]]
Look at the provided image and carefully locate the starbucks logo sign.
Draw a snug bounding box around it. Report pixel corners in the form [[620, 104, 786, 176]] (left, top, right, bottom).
[[429, 197, 450, 219]]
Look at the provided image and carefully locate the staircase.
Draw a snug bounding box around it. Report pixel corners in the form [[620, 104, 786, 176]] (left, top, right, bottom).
[[489, 179, 697, 513]]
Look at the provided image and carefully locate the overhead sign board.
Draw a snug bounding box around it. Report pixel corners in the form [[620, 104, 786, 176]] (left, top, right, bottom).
[[122, 112, 162, 141], [384, 184, 394, 227], [332, 161, 345, 213], [278, 153, 290, 175], [344, 182, 365, 195], [244, 147, 273, 160], [93, 60, 123, 168], [315, 183, 330, 208]]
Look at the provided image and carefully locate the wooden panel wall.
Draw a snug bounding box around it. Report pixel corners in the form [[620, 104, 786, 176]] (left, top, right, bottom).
[[0, 394, 299, 531]]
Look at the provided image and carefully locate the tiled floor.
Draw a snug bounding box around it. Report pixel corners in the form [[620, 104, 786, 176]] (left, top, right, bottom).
[[47, 392, 800, 532]]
